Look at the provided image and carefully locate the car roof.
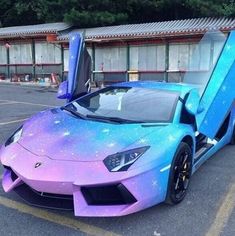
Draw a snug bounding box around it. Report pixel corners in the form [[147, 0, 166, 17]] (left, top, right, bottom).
[[113, 81, 195, 98]]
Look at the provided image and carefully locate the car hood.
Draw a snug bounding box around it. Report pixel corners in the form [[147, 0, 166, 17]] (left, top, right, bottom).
[[19, 109, 167, 161]]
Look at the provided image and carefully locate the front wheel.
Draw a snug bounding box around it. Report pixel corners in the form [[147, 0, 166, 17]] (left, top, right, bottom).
[[165, 142, 192, 205]]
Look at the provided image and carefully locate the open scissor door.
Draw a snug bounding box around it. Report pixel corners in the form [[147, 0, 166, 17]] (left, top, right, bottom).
[[183, 31, 235, 139], [67, 33, 91, 102]]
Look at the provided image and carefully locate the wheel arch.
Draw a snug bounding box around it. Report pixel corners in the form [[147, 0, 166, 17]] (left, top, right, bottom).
[[181, 135, 195, 154]]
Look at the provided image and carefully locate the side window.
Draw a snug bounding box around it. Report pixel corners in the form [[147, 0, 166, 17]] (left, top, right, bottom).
[[215, 112, 231, 140], [180, 93, 196, 125]]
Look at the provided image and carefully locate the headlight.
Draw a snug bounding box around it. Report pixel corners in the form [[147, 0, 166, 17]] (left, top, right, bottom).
[[5, 126, 23, 147], [103, 146, 150, 172]]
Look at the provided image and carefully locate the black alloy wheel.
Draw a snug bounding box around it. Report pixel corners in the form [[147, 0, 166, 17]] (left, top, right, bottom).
[[165, 142, 192, 205]]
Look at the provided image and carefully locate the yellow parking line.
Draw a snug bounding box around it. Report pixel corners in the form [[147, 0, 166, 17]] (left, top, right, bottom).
[[206, 183, 235, 236], [0, 99, 56, 108], [0, 119, 27, 126], [0, 196, 121, 236]]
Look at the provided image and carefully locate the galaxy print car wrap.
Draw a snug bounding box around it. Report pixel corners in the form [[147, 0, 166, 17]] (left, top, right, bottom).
[[1, 30, 235, 216]]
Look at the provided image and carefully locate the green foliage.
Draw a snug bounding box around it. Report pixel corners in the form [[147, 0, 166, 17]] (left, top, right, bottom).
[[0, 1, 43, 27], [0, 0, 235, 28]]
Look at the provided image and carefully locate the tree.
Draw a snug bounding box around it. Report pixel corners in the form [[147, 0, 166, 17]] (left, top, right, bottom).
[[0, 0, 235, 28], [63, 0, 128, 27], [0, 0, 43, 27]]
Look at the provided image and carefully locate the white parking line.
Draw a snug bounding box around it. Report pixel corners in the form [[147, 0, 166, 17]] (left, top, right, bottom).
[[0, 102, 18, 106], [0, 99, 56, 108], [0, 119, 27, 126], [0, 83, 56, 90]]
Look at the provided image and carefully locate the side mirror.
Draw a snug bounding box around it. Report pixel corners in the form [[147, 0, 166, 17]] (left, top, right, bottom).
[[185, 89, 204, 115], [57, 81, 69, 99], [197, 101, 205, 114]]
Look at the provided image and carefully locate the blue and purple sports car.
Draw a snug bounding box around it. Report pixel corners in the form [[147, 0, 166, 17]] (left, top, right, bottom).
[[1, 30, 235, 217]]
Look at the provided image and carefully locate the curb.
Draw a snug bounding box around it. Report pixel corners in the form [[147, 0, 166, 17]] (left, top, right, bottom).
[[0, 80, 58, 90]]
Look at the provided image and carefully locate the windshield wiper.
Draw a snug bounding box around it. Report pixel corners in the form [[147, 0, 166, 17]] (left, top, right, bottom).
[[61, 106, 87, 120], [86, 114, 144, 124]]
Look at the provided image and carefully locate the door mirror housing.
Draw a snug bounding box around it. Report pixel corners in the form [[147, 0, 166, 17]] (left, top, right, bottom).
[[185, 89, 204, 115], [197, 102, 205, 114], [57, 81, 69, 99]]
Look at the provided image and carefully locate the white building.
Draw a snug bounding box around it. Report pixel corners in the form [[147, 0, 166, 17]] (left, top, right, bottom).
[[0, 18, 234, 85]]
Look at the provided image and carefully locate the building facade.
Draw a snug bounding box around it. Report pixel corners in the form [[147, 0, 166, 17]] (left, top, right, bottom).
[[0, 18, 235, 85], [0, 23, 70, 83]]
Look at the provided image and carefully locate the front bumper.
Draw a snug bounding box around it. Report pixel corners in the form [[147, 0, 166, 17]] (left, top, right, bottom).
[[0, 143, 169, 217]]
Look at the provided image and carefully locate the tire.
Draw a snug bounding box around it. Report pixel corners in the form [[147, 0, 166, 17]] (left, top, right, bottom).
[[165, 142, 192, 205]]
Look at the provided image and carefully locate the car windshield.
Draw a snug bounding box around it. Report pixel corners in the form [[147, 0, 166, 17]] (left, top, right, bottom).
[[67, 86, 179, 123]]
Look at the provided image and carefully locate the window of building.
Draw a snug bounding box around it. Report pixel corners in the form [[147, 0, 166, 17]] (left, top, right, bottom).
[[169, 44, 189, 71], [9, 43, 32, 64], [0, 45, 7, 64], [87, 47, 93, 71], [35, 42, 61, 64], [129, 45, 166, 71], [63, 48, 69, 71], [213, 41, 224, 64], [169, 42, 211, 71], [63, 47, 92, 72], [95, 46, 127, 71]]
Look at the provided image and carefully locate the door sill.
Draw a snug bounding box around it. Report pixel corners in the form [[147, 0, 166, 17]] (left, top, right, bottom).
[[194, 143, 214, 163]]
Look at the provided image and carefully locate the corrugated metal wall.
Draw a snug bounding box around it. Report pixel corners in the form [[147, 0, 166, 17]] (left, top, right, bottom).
[[0, 36, 227, 84]]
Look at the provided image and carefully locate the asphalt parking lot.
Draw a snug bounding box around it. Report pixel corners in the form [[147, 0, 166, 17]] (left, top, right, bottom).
[[0, 83, 234, 236]]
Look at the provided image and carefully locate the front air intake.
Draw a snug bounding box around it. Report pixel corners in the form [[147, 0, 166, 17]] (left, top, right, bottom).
[[81, 184, 137, 205]]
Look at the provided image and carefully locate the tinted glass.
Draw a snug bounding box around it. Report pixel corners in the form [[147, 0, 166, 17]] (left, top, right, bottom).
[[183, 31, 227, 96], [70, 87, 179, 123]]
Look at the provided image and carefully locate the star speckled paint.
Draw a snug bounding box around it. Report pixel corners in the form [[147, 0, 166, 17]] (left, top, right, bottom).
[[0, 82, 198, 217], [196, 31, 235, 139], [1, 30, 235, 217]]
